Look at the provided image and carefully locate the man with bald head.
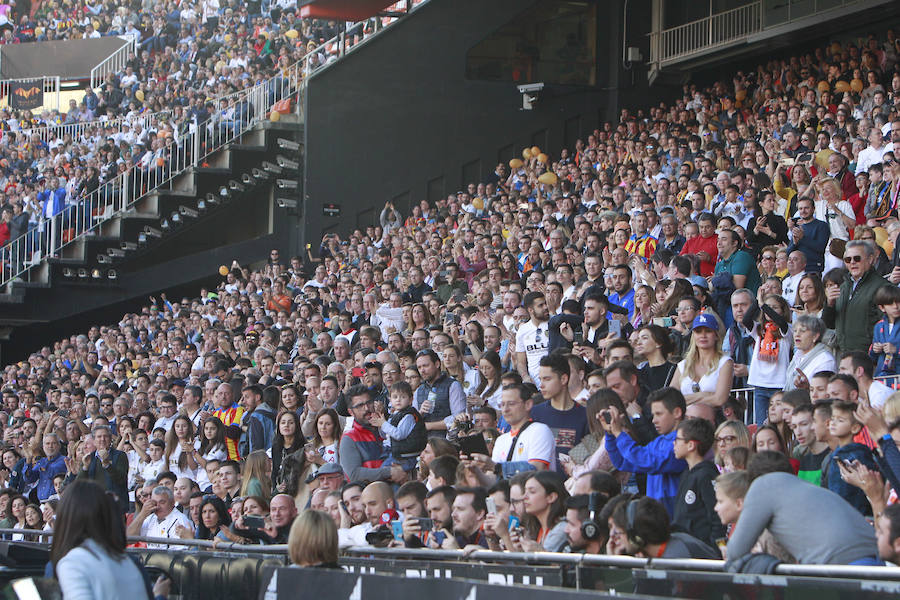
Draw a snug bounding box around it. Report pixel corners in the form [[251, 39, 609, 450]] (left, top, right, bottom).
[[212, 382, 244, 460], [261, 494, 298, 543], [339, 481, 396, 548]]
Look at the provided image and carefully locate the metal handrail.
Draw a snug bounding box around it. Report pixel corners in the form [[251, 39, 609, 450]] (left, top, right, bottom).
[[90, 34, 138, 90], [649, 1, 762, 66]]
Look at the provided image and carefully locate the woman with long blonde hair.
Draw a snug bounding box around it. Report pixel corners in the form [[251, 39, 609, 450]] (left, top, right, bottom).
[[670, 314, 733, 407]]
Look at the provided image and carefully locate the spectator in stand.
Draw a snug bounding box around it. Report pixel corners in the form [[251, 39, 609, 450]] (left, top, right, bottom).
[[609, 495, 719, 559], [672, 417, 725, 548], [823, 240, 892, 354]]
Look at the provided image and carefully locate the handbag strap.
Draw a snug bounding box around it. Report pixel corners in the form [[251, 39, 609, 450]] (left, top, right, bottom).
[[505, 420, 533, 463]]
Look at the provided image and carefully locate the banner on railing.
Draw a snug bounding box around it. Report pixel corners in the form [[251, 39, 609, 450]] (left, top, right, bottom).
[[8, 82, 43, 110]]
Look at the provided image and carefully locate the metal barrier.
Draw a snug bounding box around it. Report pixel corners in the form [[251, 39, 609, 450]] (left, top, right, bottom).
[[0, 76, 61, 112], [649, 2, 762, 67], [90, 34, 138, 90]]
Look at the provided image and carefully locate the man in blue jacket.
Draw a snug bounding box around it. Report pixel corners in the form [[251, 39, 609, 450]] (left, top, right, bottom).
[[22, 433, 67, 502], [602, 387, 687, 515]]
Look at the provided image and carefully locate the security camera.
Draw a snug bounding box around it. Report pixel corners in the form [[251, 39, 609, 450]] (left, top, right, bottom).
[[517, 82, 544, 111], [276, 155, 299, 171], [261, 161, 283, 174], [277, 138, 300, 151], [517, 83, 545, 94], [276, 179, 298, 190], [276, 198, 298, 208], [120, 242, 137, 251], [143, 226, 162, 238], [178, 205, 199, 219], [107, 248, 126, 258]]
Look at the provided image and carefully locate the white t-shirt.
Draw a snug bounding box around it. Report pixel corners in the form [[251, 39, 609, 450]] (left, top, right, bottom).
[[141, 458, 165, 482], [492, 421, 557, 471], [515, 320, 549, 388], [140, 509, 194, 549], [782, 271, 805, 307], [678, 355, 733, 395]]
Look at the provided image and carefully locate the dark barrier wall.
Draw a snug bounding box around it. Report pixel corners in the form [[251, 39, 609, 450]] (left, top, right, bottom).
[[302, 0, 659, 242]]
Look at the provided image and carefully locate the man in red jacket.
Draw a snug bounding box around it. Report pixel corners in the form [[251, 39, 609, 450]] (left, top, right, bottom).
[[680, 213, 718, 277]]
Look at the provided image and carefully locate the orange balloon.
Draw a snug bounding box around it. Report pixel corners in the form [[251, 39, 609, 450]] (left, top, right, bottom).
[[218, 265, 229, 276], [537, 153, 549, 164], [156, 157, 164, 167], [531, 146, 541, 156], [509, 158, 523, 169], [522, 148, 532, 160], [834, 80, 850, 93], [817, 80, 830, 93], [735, 89, 746, 101], [538, 172, 558, 185], [850, 78, 863, 93]]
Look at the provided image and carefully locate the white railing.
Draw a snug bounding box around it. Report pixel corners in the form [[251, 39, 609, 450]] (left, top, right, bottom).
[[14, 109, 171, 147], [0, 65, 302, 287], [649, 2, 762, 67], [90, 34, 138, 90], [0, 76, 61, 112], [0, 2, 428, 289]]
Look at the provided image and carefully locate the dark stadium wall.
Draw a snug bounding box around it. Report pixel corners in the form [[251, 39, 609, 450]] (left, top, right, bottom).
[[302, 0, 659, 242]]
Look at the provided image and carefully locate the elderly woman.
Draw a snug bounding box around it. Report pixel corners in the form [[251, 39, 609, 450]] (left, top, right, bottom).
[[784, 316, 835, 392]]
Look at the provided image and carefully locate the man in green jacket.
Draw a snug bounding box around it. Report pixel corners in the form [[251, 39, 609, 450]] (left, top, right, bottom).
[[823, 240, 892, 354]]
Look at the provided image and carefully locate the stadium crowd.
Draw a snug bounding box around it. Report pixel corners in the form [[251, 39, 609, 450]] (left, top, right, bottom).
[[5, 26, 900, 571]]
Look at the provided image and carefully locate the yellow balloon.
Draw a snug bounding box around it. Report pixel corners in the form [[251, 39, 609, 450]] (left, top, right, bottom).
[[874, 227, 889, 248], [850, 78, 864, 93], [135, 89, 144, 102], [218, 265, 229, 276], [817, 80, 830, 93], [537, 153, 549, 164], [531, 146, 541, 156], [834, 80, 850, 93], [509, 158, 523, 169], [285, 29, 299, 39], [538, 172, 558, 185], [735, 89, 747, 101], [473, 197, 484, 210], [522, 148, 532, 160], [270, 110, 281, 122]]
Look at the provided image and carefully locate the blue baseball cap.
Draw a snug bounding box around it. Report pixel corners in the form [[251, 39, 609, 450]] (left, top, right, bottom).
[[691, 314, 719, 331]]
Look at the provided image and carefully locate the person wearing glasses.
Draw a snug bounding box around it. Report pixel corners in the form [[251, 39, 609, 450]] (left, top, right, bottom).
[[823, 239, 893, 355]]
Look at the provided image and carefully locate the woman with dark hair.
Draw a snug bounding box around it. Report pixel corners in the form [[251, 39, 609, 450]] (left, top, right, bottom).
[[195, 495, 237, 543], [53, 479, 160, 599], [163, 415, 198, 481], [635, 324, 676, 392], [272, 411, 304, 486], [747, 189, 788, 254], [196, 417, 227, 491], [509, 471, 569, 552], [310, 408, 342, 468], [470, 351, 503, 411], [654, 278, 694, 317], [278, 384, 304, 417]]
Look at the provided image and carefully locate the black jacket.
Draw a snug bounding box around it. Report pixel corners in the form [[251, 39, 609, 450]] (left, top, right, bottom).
[[671, 460, 726, 549]]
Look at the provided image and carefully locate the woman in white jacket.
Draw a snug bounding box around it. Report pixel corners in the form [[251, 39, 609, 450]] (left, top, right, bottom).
[[52, 479, 168, 600]]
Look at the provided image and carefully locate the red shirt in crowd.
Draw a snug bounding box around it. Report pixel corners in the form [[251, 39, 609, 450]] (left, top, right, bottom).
[[680, 234, 718, 277]]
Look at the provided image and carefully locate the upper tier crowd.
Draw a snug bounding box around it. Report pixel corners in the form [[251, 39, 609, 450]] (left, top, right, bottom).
[[7, 23, 900, 586], [0, 0, 413, 250]]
